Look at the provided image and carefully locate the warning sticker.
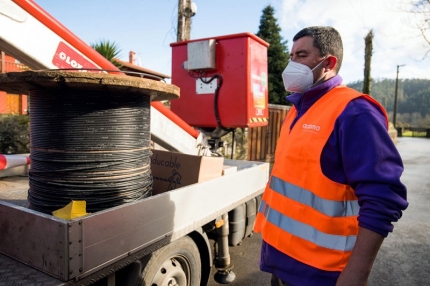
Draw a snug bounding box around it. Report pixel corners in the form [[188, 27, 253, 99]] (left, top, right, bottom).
[[252, 82, 266, 109]]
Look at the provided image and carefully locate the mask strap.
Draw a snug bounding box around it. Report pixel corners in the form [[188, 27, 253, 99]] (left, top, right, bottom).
[[310, 56, 328, 72], [310, 57, 329, 86]]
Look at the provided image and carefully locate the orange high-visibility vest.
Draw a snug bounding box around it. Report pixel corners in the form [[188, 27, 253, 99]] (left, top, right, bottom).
[[254, 85, 388, 272]]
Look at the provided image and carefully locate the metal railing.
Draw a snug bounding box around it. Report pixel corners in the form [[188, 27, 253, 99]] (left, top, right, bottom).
[[397, 127, 430, 138], [247, 104, 291, 162]]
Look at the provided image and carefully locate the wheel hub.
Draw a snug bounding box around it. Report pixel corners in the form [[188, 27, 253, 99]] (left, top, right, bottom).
[[151, 257, 188, 286]]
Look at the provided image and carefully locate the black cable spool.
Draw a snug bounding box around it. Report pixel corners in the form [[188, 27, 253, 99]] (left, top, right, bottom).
[[28, 89, 151, 213], [0, 71, 180, 215]]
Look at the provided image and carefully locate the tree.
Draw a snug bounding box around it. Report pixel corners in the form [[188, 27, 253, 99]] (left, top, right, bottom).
[[347, 78, 430, 127], [412, 0, 430, 40], [256, 5, 290, 105], [405, 0, 430, 57], [90, 39, 123, 68]]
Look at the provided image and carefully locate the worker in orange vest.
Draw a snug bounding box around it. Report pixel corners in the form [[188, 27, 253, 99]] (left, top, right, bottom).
[[254, 26, 408, 286]]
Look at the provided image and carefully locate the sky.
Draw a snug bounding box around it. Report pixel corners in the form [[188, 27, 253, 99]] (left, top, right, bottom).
[[34, 0, 430, 85]]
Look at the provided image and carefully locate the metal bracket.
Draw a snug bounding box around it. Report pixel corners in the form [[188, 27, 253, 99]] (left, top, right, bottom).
[[196, 78, 217, 94], [68, 220, 84, 279]]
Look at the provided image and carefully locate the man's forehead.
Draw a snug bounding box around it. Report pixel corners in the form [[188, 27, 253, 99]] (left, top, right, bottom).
[[291, 36, 317, 53]]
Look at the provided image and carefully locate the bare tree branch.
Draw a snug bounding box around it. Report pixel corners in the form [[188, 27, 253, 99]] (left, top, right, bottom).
[[420, 27, 430, 44]]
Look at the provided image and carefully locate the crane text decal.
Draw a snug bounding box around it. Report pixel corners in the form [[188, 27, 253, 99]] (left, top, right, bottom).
[[52, 42, 99, 71]]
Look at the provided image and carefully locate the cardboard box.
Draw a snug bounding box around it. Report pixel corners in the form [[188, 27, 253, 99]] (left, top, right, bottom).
[[151, 150, 224, 195]]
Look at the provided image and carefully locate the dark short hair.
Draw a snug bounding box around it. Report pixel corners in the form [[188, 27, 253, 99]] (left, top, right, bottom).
[[293, 26, 343, 73]]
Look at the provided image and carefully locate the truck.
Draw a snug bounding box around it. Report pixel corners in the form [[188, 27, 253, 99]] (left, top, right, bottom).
[[0, 0, 270, 285]]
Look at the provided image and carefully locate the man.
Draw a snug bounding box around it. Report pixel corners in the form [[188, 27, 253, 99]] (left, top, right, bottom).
[[254, 26, 408, 286]]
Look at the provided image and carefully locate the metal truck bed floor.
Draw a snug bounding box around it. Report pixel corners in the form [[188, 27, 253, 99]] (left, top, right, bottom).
[[0, 176, 29, 207], [0, 177, 66, 285], [0, 254, 66, 286]]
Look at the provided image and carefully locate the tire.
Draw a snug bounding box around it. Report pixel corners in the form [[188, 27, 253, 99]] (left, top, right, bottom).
[[140, 236, 201, 286]]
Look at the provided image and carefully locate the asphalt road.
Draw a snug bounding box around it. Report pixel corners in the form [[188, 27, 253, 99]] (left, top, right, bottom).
[[208, 137, 430, 286]]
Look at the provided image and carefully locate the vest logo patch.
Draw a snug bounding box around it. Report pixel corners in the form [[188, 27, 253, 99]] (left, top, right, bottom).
[[302, 123, 320, 133]]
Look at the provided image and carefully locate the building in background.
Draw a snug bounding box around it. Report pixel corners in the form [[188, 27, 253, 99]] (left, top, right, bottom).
[[0, 51, 29, 114], [115, 51, 170, 81]]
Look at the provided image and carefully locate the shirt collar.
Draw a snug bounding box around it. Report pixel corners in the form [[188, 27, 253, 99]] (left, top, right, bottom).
[[286, 75, 343, 110]]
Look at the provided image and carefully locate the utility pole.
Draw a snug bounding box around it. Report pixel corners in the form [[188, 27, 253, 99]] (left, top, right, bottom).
[[177, 0, 185, 42], [393, 64, 405, 128], [363, 30, 373, 95], [177, 0, 195, 42]]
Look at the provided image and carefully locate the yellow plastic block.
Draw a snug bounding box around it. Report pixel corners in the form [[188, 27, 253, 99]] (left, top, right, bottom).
[[52, 200, 90, 220]]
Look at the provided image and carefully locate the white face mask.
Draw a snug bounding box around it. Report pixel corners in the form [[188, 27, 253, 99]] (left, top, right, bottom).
[[282, 58, 327, 93]]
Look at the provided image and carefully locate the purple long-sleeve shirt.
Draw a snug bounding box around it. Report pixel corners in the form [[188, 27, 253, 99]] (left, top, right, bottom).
[[259, 75, 408, 286]]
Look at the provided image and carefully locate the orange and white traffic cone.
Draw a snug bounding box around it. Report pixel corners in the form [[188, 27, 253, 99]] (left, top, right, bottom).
[[0, 154, 31, 170]]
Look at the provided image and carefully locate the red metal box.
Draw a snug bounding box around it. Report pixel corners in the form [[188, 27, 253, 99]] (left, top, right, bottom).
[[170, 33, 269, 128]]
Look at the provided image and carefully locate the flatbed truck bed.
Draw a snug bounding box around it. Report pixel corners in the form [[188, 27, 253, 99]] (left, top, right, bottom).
[[0, 160, 269, 285]]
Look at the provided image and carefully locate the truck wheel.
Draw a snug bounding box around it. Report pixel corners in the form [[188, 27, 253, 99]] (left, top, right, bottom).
[[140, 236, 201, 286]]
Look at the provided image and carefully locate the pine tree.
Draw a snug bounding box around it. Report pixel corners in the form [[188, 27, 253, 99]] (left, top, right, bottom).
[[257, 5, 290, 105]]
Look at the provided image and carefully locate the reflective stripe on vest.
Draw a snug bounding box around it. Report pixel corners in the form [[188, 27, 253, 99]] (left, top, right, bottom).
[[259, 200, 357, 251], [270, 176, 360, 217]]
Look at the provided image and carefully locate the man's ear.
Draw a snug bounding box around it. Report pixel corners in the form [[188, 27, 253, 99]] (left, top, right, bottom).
[[325, 56, 338, 72]]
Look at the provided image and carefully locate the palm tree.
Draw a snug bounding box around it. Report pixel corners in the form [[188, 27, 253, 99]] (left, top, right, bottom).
[[90, 39, 123, 68]]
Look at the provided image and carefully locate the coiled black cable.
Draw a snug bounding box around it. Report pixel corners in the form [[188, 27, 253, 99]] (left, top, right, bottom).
[[27, 88, 152, 214], [199, 74, 234, 132], [198, 74, 235, 158]]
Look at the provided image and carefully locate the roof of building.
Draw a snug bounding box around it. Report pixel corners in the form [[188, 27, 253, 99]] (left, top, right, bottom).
[[115, 59, 170, 81]]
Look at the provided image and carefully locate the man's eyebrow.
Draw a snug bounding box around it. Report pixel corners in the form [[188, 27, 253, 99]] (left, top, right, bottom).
[[290, 50, 309, 55], [293, 49, 309, 55]]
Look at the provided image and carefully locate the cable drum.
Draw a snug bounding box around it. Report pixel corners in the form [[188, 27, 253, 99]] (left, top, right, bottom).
[[0, 70, 179, 215], [27, 88, 152, 214], [29, 90, 150, 150]]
